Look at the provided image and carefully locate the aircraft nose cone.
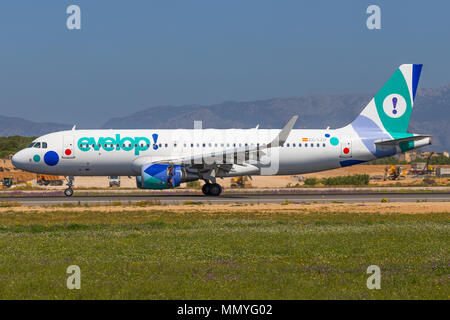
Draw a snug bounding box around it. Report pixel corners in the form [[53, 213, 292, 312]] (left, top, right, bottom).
[[11, 150, 27, 169]]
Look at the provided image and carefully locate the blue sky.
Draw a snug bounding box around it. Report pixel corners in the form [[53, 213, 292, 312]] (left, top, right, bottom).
[[0, 0, 449, 127]]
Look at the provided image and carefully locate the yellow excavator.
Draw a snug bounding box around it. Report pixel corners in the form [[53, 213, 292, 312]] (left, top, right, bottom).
[[230, 176, 252, 188], [384, 165, 407, 180]]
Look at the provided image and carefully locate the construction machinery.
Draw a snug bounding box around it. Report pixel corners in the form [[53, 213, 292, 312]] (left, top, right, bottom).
[[409, 152, 435, 176], [384, 165, 407, 180], [36, 174, 64, 186], [109, 176, 121, 187], [0, 177, 13, 188], [230, 176, 252, 188], [0, 177, 32, 189]]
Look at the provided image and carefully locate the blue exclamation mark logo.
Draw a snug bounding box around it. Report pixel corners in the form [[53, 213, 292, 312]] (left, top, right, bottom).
[[392, 97, 398, 115], [152, 133, 159, 150]]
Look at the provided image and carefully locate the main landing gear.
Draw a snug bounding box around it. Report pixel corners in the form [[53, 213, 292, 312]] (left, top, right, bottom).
[[202, 182, 223, 196], [64, 176, 74, 197]]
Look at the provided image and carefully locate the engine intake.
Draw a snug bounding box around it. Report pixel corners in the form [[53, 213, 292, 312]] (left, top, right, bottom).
[[136, 163, 197, 189]]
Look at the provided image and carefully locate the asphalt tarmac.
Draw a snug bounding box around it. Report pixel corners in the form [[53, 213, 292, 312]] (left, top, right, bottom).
[[1, 192, 449, 205]]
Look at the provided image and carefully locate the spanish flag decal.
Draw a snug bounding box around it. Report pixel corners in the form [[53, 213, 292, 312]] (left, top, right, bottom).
[[302, 138, 308, 142]]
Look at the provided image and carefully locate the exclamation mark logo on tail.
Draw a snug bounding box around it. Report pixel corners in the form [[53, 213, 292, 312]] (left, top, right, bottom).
[[392, 97, 397, 115], [152, 133, 159, 150], [382, 94, 407, 119]]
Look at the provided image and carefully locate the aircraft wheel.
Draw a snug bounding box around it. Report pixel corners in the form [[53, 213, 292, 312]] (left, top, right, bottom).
[[64, 188, 74, 197], [208, 183, 222, 196], [202, 183, 211, 196]]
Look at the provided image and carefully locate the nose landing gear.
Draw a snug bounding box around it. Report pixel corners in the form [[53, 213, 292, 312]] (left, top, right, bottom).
[[64, 176, 74, 197], [202, 182, 222, 196]]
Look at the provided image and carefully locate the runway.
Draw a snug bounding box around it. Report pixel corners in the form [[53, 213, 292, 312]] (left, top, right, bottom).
[[1, 192, 450, 205]]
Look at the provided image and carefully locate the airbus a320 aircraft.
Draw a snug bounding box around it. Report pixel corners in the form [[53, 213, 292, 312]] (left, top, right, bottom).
[[12, 64, 430, 197]]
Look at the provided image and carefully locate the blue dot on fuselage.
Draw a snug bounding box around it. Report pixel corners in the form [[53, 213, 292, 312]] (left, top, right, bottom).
[[325, 133, 330, 138], [44, 151, 59, 166]]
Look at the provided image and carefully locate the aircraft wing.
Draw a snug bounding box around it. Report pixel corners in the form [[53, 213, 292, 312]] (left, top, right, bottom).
[[151, 115, 298, 168]]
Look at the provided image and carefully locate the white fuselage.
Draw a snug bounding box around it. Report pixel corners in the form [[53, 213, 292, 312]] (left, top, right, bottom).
[[11, 127, 377, 177]]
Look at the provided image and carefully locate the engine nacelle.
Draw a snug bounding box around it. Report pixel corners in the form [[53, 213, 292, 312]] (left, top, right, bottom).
[[136, 163, 197, 189]]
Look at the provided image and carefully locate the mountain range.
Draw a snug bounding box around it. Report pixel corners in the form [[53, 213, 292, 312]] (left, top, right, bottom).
[[0, 115, 71, 137], [103, 85, 449, 152], [1, 85, 448, 151]]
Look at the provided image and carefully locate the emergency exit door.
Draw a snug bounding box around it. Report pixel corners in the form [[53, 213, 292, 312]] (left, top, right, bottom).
[[62, 135, 75, 159], [340, 140, 352, 158]]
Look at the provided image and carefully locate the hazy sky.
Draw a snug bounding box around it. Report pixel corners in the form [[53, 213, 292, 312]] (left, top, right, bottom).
[[0, 0, 449, 127]]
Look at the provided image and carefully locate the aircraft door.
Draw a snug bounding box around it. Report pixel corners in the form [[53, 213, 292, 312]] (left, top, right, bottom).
[[62, 135, 75, 159], [340, 140, 352, 158]]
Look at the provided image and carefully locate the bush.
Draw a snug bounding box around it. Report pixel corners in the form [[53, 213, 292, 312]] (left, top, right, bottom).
[[0, 136, 36, 158], [321, 174, 370, 186], [186, 181, 201, 189], [304, 178, 319, 186]]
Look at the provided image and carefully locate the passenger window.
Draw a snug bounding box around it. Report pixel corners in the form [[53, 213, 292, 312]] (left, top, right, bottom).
[[323, 143, 326, 147], [202, 143, 205, 147], [286, 143, 290, 147], [159, 143, 162, 147], [227, 143, 230, 147], [293, 143, 296, 147], [299, 143, 302, 147], [305, 143, 308, 147], [191, 143, 194, 147], [317, 143, 320, 147], [311, 144, 314, 148]]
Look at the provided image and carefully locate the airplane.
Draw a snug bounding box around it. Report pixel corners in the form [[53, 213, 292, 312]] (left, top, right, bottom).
[[12, 64, 431, 197]]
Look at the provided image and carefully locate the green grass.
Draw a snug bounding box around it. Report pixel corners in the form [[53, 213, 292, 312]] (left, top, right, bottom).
[[0, 209, 448, 299]]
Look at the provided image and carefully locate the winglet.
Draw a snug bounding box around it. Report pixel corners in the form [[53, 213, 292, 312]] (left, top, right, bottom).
[[267, 115, 298, 147]]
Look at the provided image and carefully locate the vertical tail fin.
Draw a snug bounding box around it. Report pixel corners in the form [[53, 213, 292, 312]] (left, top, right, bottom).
[[352, 64, 422, 139]]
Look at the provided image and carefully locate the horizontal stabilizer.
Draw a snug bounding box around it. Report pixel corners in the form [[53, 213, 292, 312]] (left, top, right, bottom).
[[374, 135, 432, 146]]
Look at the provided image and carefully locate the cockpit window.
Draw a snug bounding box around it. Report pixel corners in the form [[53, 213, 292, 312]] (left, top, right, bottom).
[[34, 142, 41, 148], [42, 142, 47, 149], [28, 143, 36, 148]]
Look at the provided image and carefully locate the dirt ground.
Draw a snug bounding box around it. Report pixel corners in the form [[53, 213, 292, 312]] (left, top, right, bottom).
[[34, 164, 450, 189], [1, 201, 449, 215]]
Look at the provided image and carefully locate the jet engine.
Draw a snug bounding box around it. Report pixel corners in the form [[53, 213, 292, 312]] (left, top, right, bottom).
[[136, 163, 197, 189]]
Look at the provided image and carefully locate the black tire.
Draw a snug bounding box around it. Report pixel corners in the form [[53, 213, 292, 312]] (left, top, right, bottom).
[[208, 183, 222, 196], [64, 188, 74, 197], [202, 183, 211, 196]]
